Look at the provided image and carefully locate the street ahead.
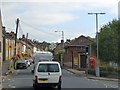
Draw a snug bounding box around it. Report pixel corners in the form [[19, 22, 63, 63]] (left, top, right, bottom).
[[2, 64, 118, 89]]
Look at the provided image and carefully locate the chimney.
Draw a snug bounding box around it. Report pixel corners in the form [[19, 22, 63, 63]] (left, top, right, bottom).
[[66, 39, 70, 43], [61, 40, 64, 48], [61, 40, 64, 43], [2, 26, 5, 31], [22, 34, 25, 39]]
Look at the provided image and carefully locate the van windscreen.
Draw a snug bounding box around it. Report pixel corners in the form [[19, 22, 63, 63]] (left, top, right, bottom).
[[38, 64, 59, 72]]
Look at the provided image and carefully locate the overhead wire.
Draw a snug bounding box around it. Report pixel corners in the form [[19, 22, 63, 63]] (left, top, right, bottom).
[[18, 22, 40, 41], [20, 20, 59, 37], [18, 22, 25, 38], [18, 21, 60, 42]]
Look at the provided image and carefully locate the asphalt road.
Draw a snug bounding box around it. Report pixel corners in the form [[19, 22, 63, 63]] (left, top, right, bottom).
[[2, 64, 118, 89]]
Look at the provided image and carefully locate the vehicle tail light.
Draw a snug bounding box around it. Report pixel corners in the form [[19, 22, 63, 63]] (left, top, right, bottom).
[[35, 75, 38, 83], [59, 76, 62, 82]]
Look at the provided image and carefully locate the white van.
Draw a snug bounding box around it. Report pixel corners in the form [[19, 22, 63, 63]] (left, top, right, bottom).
[[33, 61, 62, 89]]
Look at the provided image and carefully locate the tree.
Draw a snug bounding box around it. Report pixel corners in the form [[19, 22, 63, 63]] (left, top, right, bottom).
[[98, 19, 119, 63]]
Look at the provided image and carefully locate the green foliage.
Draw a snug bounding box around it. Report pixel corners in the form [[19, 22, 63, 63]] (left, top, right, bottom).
[[88, 70, 96, 75], [100, 71, 109, 77], [98, 19, 119, 63], [54, 53, 60, 61], [54, 49, 65, 61], [100, 66, 115, 72], [118, 20, 120, 65], [100, 67, 107, 71]]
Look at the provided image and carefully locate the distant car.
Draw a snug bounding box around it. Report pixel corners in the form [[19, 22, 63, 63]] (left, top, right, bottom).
[[28, 58, 34, 64], [33, 61, 62, 89], [26, 60, 31, 66], [16, 60, 28, 69]]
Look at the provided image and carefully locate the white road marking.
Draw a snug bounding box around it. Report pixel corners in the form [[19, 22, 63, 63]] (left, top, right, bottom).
[[8, 79, 11, 80], [104, 83, 118, 88], [14, 70, 20, 75], [105, 85, 108, 88], [2, 79, 5, 82], [11, 86, 16, 88], [8, 84, 16, 88]]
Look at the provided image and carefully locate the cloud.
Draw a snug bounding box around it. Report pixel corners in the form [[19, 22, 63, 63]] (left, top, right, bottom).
[[1, 2, 117, 25], [2, 2, 79, 26], [21, 12, 77, 25], [1, 1, 119, 42]]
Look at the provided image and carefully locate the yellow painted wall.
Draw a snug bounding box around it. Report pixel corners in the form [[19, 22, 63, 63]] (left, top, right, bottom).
[[74, 57, 79, 65]]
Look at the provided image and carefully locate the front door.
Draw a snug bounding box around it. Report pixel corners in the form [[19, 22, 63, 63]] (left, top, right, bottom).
[[80, 55, 87, 68]]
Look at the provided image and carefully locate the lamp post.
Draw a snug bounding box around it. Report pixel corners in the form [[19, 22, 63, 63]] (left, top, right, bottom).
[[55, 31, 64, 44], [88, 12, 105, 77], [118, 1, 120, 21], [55, 30, 64, 67]]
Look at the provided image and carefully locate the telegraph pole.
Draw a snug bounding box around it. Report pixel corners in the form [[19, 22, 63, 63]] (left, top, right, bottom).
[[26, 33, 28, 53], [14, 18, 19, 69]]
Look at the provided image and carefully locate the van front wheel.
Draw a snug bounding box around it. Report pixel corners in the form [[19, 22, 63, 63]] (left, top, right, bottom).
[[33, 84, 38, 90], [57, 84, 61, 89]]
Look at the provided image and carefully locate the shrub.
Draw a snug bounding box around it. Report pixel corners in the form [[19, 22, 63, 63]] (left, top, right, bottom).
[[100, 66, 116, 72], [87, 70, 96, 75], [100, 67, 107, 71], [107, 67, 114, 72], [100, 71, 109, 77]]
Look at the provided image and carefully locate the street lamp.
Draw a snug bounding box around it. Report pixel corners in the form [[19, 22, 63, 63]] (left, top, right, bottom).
[[55, 31, 64, 43], [55, 30, 64, 67], [88, 12, 105, 77], [118, 1, 120, 20]]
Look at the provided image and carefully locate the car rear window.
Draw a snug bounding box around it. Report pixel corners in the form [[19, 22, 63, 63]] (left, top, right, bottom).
[[38, 64, 59, 72]]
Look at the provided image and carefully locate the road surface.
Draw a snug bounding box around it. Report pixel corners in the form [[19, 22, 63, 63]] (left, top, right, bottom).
[[2, 64, 118, 89]]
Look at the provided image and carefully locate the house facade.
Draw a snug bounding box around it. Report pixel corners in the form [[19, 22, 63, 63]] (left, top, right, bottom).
[[18, 35, 34, 59], [64, 35, 95, 70], [2, 27, 15, 61], [2, 30, 35, 61]]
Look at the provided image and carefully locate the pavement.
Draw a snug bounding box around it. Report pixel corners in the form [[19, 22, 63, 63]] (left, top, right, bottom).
[[1, 60, 14, 81], [64, 67, 118, 82], [0, 60, 16, 90]]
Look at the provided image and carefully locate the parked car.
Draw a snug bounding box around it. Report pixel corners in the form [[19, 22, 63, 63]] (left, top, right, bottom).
[[28, 58, 34, 64], [25, 60, 31, 66], [16, 60, 28, 69], [33, 61, 62, 89]]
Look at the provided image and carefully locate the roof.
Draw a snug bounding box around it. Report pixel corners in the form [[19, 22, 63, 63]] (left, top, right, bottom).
[[65, 35, 93, 48], [37, 61, 60, 64]]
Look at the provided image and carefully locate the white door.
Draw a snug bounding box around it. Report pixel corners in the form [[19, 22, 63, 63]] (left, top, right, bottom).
[[37, 64, 49, 83], [47, 64, 60, 83]]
